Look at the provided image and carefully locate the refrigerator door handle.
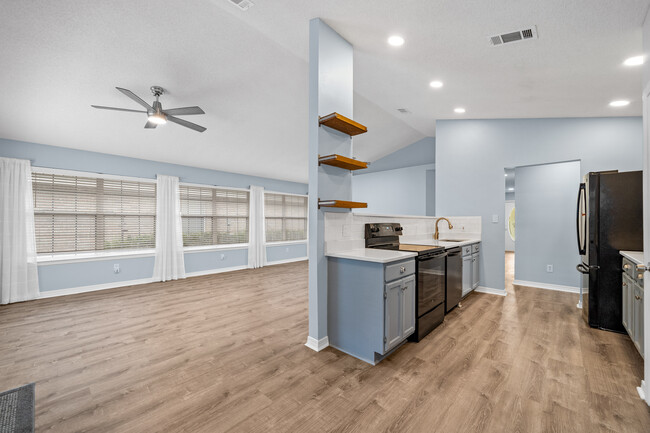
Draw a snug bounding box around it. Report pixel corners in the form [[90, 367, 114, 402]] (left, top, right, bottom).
[[576, 263, 590, 274], [576, 183, 587, 255]]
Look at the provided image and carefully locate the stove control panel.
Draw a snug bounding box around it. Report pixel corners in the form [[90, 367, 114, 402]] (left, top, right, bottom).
[[365, 223, 403, 238]]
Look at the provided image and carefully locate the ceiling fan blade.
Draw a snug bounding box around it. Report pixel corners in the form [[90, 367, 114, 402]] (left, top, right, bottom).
[[91, 105, 147, 113], [162, 106, 205, 116], [167, 115, 206, 132], [144, 120, 158, 129], [116, 87, 153, 111]]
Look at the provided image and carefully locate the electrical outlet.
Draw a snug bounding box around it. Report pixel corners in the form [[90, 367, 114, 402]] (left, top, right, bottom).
[[220, 254, 226, 261], [113, 264, 120, 274], [546, 264, 553, 273]]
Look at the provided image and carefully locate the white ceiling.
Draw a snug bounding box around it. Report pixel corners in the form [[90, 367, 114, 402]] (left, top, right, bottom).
[[0, 0, 647, 183]]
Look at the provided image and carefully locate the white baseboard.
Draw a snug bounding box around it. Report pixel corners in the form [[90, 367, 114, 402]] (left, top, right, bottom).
[[305, 335, 330, 352], [638, 380, 649, 406], [38, 277, 156, 299], [475, 286, 508, 297], [512, 279, 580, 294], [185, 265, 248, 278], [266, 257, 308, 266], [38, 259, 307, 300]]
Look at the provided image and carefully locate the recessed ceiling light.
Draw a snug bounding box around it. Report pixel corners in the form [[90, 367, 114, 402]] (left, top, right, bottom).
[[429, 80, 443, 88], [624, 56, 644, 66], [454, 107, 466, 114], [508, 188, 514, 191], [504, 173, 508, 177], [609, 100, 630, 107], [388, 35, 404, 47]]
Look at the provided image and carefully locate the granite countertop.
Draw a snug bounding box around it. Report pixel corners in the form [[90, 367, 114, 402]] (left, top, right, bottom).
[[325, 249, 417, 264], [620, 250, 645, 266]]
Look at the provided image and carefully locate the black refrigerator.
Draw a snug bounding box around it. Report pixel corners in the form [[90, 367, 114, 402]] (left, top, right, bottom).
[[576, 170, 643, 332]]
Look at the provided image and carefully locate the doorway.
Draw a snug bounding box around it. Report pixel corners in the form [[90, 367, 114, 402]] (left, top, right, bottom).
[[504, 160, 581, 293], [504, 168, 515, 287]]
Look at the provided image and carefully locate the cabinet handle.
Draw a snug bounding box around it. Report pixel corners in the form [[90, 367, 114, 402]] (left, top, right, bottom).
[[638, 273, 644, 280], [400, 266, 406, 273], [635, 295, 641, 300], [623, 282, 627, 287], [624, 264, 631, 270], [637, 264, 647, 272]]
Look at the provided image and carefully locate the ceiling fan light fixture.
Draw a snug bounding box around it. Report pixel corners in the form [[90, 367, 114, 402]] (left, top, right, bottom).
[[148, 112, 167, 125]]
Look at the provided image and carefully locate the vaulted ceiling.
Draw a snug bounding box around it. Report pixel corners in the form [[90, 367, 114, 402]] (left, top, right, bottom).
[[0, 0, 646, 183]]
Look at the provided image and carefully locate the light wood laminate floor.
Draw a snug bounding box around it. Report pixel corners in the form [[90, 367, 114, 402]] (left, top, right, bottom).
[[0, 255, 648, 432]]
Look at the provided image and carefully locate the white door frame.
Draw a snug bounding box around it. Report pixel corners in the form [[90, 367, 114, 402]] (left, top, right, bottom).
[[639, 82, 650, 404]]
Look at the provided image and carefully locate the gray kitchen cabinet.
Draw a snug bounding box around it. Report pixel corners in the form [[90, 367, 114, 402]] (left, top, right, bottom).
[[462, 242, 481, 297], [633, 285, 644, 356], [622, 273, 632, 334], [328, 257, 416, 364], [471, 253, 480, 289], [384, 279, 403, 352], [621, 256, 644, 358], [400, 276, 416, 338]]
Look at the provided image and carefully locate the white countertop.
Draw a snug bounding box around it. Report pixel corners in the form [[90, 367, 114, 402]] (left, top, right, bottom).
[[621, 250, 645, 265], [326, 248, 417, 264]]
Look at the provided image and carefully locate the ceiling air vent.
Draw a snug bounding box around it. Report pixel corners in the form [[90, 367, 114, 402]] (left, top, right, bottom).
[[397, 108, 411, 114], [489, 26, 538, 46], [228, 0, 254, 11]]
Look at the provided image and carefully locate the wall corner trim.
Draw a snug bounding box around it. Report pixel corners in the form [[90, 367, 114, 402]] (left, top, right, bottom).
[[512, 280, 580, 294], [305, 335, 330, 352], [475, 286, 508, 297]]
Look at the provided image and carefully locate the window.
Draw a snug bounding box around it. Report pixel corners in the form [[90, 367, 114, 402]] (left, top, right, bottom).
[[179, 185, 249, 246], [32, 172, 156, 254], [264, 193, 308, 242]]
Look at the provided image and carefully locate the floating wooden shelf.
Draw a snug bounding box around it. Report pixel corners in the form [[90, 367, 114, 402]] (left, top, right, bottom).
[[318, 200, 368, 209], [318, 154, 368, 171], [319, 113, 367, 136]]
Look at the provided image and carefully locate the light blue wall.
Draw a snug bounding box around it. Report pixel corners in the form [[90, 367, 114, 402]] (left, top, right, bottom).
[[515, 161, 581, 287], [266, 243, 308, 262], [352, 164, 435, 216], [0, 138, 308, 292], [436, 117, 643, 292], [356, 137, 435, 174]]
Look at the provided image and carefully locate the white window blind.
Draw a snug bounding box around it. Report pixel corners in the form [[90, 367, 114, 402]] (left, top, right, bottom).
[[179, 185, 249, 246], [32, 172, 156, 254], [264, 193, 308, 242]]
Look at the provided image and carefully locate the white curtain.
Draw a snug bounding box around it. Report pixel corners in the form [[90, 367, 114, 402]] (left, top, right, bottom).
[[248, 185, 266, 269], [0, 157, 39, 304], [152, 175, 186, 282]]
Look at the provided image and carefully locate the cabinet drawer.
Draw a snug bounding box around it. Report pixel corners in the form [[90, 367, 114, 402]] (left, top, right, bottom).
[[462, 245, 472, 257], [472, 243, 480, 253], [385, 260, 415, 282]]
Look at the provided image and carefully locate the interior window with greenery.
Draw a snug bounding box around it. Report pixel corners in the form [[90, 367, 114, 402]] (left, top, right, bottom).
[[32, 172, 156, 254], [179, 185, 249, 246], [264, 193, 308, 242]]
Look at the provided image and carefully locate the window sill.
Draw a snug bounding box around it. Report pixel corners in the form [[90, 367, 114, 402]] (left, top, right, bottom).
[[37, 249, 156, 265], [183, 244, 249, 253], [265, 240, 308, 246]]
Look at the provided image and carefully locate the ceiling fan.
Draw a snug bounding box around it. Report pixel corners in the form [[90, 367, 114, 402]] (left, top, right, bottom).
[[92, 86, 207, 132]]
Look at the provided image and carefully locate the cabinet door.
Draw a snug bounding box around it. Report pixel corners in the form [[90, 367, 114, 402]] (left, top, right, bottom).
[[384, 280, 402, 353], [401, 276, 415, 338], [622, 274, 630, 333], [634, 286, 644, 357], [472, 253, 479, 289], [462, 255, 472, 296]]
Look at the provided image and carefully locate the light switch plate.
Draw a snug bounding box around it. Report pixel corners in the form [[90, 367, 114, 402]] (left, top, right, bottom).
[[492, 214, 499, 223]]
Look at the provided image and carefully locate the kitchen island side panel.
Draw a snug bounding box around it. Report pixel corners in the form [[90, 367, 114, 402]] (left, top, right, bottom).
[[328, 257, 384, 363]]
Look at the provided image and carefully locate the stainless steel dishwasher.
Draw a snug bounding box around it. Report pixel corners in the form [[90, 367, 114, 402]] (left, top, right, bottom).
[[445, 247, 462, 312]]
